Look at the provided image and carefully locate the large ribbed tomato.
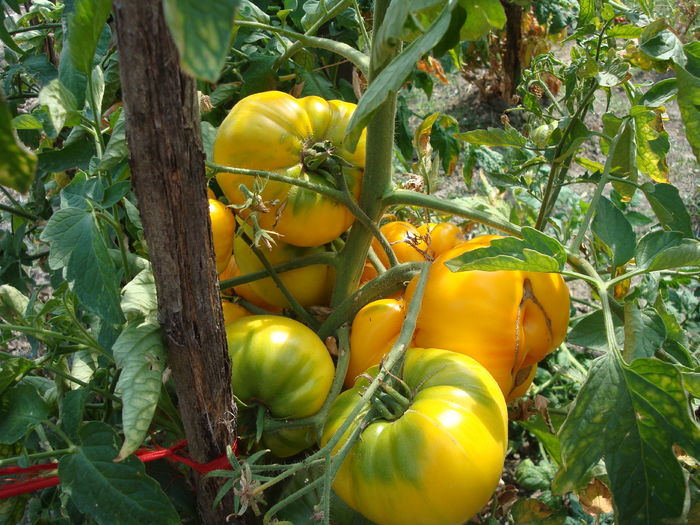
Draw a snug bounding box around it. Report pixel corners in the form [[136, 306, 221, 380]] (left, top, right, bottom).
[[226, 316, 334, 457], [233, 232, 333, 309], [213, 91, 366, 247], [405, 235, 570, 398], [322, 348, 508, 525]]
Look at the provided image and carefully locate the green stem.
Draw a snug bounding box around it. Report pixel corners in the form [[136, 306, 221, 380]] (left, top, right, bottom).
[[605, 268, 646, 289], [352, 0, 371, 51], [207, 162, 345, 203], [569, 120, 629, 255], [96, 211, 132, 281], [384, 190, 522, 236], [43, 364, 120, 403], [318, 261, 425, 340], [61, 294, 113, 361], [367, 246, 386, 274], [0, 447, 75, 467], [234, 20, 369, 76], [273, 0, 355, 68], [0, 202, 40, 221], [43, 419, 77, 448], [0, 324, 93, 348], [8, 23, 62, 34], [219, 252, 337, 290], [85, 72, 105, 157]]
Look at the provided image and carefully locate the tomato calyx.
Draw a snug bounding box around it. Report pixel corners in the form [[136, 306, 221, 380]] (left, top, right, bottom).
[[301, 140, 354, 186], [363, 374, 413, 422]]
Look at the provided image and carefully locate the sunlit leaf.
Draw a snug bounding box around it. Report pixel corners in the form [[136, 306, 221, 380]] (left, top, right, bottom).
[[0, 90, 37, 193], [636, 230, 700, 271], [67, 0, 113, 74], [630, 105, 669, 183], [641, 183, 693, 237], [673, 42, 700, 162], [454, 125, 527, 148]]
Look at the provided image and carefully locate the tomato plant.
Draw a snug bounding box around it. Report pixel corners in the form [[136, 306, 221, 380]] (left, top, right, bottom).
[[0, 0, 698, 524]]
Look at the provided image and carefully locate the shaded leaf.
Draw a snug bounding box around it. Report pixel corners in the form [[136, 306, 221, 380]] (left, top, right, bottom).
[[622, 301, 666, 362], [38, 79, 79, 133], [636, 230, 700, 271], [639, 78, 677, 108], [12, 114, 44, 130], [40, 207, 124, 324], [639, 20, 685, 65], [0, 355, 34, 397], [344, 0, 457, 148], [60, 388, 91, 440], [568, 309, 623, 352], [673, 43, 700, 162], [0, 382, 49, 443], [454, 125, 527, 148], [113, 321, 166, 460], [163, 0, 241, 82], [59, 422, 180, 525], [641, 183, 693, 237], [445, 227, 567, 273], [592, 196, 635, 267], [100, 110, 127, 170], [0, 90, 37, 193]]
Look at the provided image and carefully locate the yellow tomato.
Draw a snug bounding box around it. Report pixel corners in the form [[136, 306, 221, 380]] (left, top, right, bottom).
[[416, 222, 465, 258], [214, 91, 366, 247], [221, 300, 250, 325], [371, 221, 428, 268], [209, 199, 236, 273]]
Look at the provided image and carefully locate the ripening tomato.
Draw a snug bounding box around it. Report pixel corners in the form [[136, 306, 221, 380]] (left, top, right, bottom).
[[405, 235, 570, 398], [233, 233, 333, 309], [371, 221, 428, 268], [322, 347, 508, 525], [416, 222, 464, 258], [226, 315, 334, 457], [221, 300, 250, 325], [214, 91, 367, 247], [209, 199, 236, 273], [346, 298, 405, 387]]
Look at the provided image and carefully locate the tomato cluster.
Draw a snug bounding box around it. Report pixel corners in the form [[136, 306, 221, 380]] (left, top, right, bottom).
[[210, 91, 570, 524]]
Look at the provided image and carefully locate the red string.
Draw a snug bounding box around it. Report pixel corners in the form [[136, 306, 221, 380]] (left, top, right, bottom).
[[0, 439, 237, 500]]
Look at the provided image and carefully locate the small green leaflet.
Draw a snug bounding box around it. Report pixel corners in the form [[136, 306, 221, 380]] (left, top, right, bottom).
[[622, 301, 666, 362], [454, 125, 527, 148], [344, 0, 457, 149], [121, 265, 158, 321], [0, 89, 37, 193], [100, 110, 127, 170], [641, 182, 693, 237], [444, 227, 566, 273], [40, 207, 125, 324], [0, 355, 34, 397], [635, 230, 700, 271], [591, 196, 635, 267], [38, 79, 80, 133], [0, 383, 49, 443], [67, 0, 113, 74], [673, 42, 700, 163], [639, 20, 686, 65], [163, 0, 241, 83], [554, 354, 700, 524], [59, 422, 180, 525], [113, 320, 166, 461]]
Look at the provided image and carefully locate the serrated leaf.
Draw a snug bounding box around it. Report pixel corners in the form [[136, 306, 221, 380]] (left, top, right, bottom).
[[344, 0, 457, 149], [622, 301, 666, 362], [0, 90, 37, 193], [445, 227, 566, 273], [555, 354, 700, 524], [59, 421, 180, 525], [121, 266, 158, 320], [454, 125, 527, 148], [100, 110, 127, 170], [38, 79, 79, 133], [673, 43, 700, 162], [163, 0, 240, 82], [0, 356, 34, 397], [0, 382, 49, 443], [113, 321, 166, 460], [631, 106, 669, 183], [639, 20, 686, 65], [636, 230, 700, 271], [592, 196, 635, 267], [67, 0, 113, 74], [641, 183, 693, 237], [40, 207, 124, 324]]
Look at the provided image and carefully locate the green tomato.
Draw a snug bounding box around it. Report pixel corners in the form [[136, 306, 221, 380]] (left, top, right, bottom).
[[226, 315, 335, 457], [321, 347, 508, 525]]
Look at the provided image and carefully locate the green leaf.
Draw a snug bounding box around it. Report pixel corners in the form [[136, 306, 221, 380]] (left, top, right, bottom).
[[596, 58, 630, 87], [163, 0, 240, 82], [0, 13, 22, 53], [344, 0, 457, 148], [40, 207, 124, 324], [0, 90, 37, 193], [592, 196, 635, 267], [0, 284, 32, 324], [0, 355, 34, 397], [636, 230, 700, 271], [568, 309, 623, 352], [100, 110, 127, 170], [519, 414, 562, 466], [510, 499, 566, 524], [639, 20, 686, 65], [59, 422, 180, 525], [641, 183, 693, 237], [89, 66, 105, 116], [67, 0, 113, 74], [454, 125, 527, 147], [121, 266, 158, 321], [0, 382, 49, 443], [201, 121, 217, 162], [38, 79, 79, 133], [622, 301, 666, 362], [444, 227, 567, 273], [516, 458, 558, 491], [639, 78, 677, 108], [12, 114, 44, 130], [630, 105, 669, 183], [60, 388, 91, 441], [601, 114, 637, 200], [555, 355, 700, 524], [372, 1, 413, 68], [576, 0, 598, 26], [113, 321, 166, 460], [458, 0, 505, 41], [673, 44, 700, 162]]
